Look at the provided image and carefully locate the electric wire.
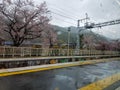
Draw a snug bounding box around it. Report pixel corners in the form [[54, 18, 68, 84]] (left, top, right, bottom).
[[52, 17, 75, 25], [51, 11, 76, 21], [49, 7, 78, 20]]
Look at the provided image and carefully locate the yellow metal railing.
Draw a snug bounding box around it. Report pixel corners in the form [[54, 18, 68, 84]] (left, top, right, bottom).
[[0, 46, 119, 58]]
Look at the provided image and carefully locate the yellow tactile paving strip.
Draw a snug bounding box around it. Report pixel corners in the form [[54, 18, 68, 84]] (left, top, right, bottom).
[[79, 73, 120, 90], [0, 58, 119, 77]]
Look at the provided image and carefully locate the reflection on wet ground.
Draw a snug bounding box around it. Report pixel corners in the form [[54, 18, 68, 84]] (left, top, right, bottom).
[[0, 60, 120, 90]]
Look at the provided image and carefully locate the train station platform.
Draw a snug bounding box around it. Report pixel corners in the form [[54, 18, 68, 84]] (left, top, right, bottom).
[[79, 73, 120, 90], [0, 59, 120, 90], [104, 80, 120, 90], [0, 57, 119, 77], [116, 86, 120, 90]]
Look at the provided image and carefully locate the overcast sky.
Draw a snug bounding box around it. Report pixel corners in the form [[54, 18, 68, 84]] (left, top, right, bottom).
[[35, 0, 120, 39]]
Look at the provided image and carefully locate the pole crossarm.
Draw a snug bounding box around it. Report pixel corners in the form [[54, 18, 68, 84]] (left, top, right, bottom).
[[84, 18, 120, 29], [76, 17, 120, 51], [94, 19, 120, 28]]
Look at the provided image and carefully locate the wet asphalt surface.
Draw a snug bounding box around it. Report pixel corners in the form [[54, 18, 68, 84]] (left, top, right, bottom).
[[0, 60, 120, 90]]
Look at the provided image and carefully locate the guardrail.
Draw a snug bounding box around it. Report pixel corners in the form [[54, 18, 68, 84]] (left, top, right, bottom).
[[0, 46, 119, 58]]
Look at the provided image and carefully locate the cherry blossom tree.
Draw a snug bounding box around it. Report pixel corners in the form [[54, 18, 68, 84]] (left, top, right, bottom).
[[0, 0, 50, 46], [83, 35, 95, 50], [95, 41, 108, 50], [109, 40, 120, 51], [42, 24, 57, 48]]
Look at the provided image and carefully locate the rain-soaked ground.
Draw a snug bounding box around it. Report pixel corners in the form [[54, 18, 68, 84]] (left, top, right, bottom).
[[0, 60, 120, 90]]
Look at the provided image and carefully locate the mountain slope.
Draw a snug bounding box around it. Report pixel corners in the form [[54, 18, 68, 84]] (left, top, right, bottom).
[[53, 25, 110, 44]]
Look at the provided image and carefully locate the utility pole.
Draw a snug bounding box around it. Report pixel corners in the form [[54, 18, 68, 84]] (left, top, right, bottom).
[[76, 20, 80, 51], [75, 13, 90, 54], [67, 27, 71, 56]]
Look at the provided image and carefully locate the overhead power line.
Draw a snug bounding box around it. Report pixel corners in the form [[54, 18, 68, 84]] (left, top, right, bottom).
[[51, 8, 78, 20], [53, 17, 75, 25], [51, 11, 76, 21], [46, 2, 81, 18], [48, 6, 79, 19]]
